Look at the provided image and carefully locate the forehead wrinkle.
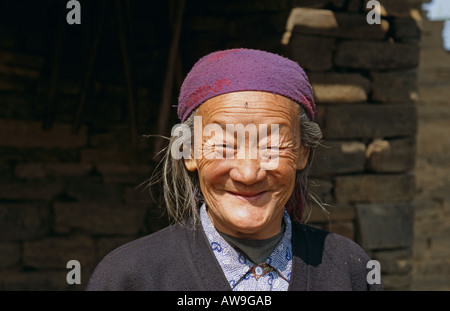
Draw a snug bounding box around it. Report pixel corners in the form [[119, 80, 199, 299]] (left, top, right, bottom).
[[198, 102, 298, 126], [198, 91, 298, 112], [196, 92, 301, 142]]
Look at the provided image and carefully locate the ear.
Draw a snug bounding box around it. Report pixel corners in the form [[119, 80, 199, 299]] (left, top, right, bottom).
[[296, 145, 310, 171], [184, 158, 198, 172]]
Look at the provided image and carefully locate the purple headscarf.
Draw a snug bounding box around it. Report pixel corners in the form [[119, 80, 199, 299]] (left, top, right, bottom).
[[177, 48, 316, 122]]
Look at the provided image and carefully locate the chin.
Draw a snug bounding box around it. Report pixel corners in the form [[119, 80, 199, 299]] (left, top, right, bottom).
[[230, 222, 267, 237], [228, 207, 271, 232]]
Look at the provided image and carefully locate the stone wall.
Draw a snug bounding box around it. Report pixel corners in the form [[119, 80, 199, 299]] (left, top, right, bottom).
[[0, 0, 173, 290], [286, 0, 425, 291], [0, 0, 426, 290], [412, 15, 450, 291]]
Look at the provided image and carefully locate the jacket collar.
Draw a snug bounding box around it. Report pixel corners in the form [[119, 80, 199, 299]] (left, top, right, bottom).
[[182, 212, 313, 291]]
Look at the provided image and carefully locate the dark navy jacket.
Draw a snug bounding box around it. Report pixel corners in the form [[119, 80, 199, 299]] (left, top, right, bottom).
[[86, 218, 383, 291]]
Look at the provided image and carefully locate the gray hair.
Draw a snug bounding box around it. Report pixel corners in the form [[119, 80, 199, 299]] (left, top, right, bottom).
[[148, 105, 323, 225]]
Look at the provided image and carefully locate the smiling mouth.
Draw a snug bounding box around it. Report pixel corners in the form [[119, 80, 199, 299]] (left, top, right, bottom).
[[226, 190, 268, 201]]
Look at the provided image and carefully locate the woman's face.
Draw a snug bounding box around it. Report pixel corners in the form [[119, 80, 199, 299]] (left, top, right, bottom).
[[184, 91, 309, 239]]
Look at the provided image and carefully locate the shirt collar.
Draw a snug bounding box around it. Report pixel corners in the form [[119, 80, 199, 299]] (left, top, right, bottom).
[[199, 204, 292, 289]]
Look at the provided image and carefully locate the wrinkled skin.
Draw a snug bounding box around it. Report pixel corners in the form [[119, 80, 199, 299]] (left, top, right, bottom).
[[185, 91, 309, 240]]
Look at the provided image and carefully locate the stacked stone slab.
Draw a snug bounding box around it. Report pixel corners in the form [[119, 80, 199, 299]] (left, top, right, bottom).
[[412, 15, 450, 290], [288, 0, 425, 290]]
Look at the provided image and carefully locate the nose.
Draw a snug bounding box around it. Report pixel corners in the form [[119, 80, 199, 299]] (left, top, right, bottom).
[[229, 159, 267, 186]]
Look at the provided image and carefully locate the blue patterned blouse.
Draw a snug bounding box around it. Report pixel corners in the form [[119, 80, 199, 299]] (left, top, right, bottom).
[[199, 204, 292, 291]]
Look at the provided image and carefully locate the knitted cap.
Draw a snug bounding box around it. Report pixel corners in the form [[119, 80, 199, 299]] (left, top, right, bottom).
[[177, 48, 316, 122]]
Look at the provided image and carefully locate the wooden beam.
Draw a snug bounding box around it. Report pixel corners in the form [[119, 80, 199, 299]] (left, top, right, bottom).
[[115, 0, 138, 149], [153, 0, 186, 159]]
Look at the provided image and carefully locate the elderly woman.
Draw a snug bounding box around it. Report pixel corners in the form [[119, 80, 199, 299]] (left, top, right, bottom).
[[86, 49, 383, 291]]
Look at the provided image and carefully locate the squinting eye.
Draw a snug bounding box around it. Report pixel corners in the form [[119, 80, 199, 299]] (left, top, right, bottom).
[[218, 144, 234, 149], [260, 148, 279, 158], [260, 147, 279, 152]]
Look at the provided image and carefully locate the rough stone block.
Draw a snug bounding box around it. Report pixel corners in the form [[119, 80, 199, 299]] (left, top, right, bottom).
[[391, 16, 422, 42], [364, 0, 424, 17], [289, 35, 334, 71], [335, 174, 415, 203], [36, 80, 81, 95], [0, 270, 72, 291], [293, 0, 345, 9], [80, 149, 152, 165], [14, 162, 93, 179], [23, 235, 96, 270], [0, 146, 79, 163], [88, 125, 130, 149], [0, 51, 43, 69], [314, 105, 326, 130], [308, 178, 334, 206], [335, 41, 420, 70], [212, 0, 292, 11], [286, 8, 337, 32], [366, 138, 416, 172], [306, 204, 356, 223], [372, 248, 413, 274], [323, 104, 417, 139], [186, 16, 227, 33], [328, 221, 355, 241], [371, 70, 418, 103], [305, 220, 355, 241], [0, 203, 49, 241], [380, 273, 412, 290], [308, 73, 371, 103], [419, 44, 450, 70], [0, 51, 43, 79], [347, 0, 363, 12], [229, 13, 287, 38], [418, 85, 450, 102], [356, 203, 414, 249], [54, 202, 147, 235], [46, 163, 94, 177], [0, 120, 87, 149], [13, 163, 46, 179], [411, 275, 450, 291], [96, 163, 153, 184], [417, 127, 442, 160], [0, 180, 64, 201], [123, 185, 153, 205], [413, 255, 450, 279], [0, 92, 41, 120], [0, 242, 21, 268], [0, 79, 26, 91], [65, 179, 123, 203], [310, 141, 366, 176], [292, 11, 389, 40]]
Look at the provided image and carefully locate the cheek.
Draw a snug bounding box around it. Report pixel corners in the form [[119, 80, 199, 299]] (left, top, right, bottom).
[[196, 159, 229, 187], [278, 150, 302, 172], [272, 157, 299, 189]]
